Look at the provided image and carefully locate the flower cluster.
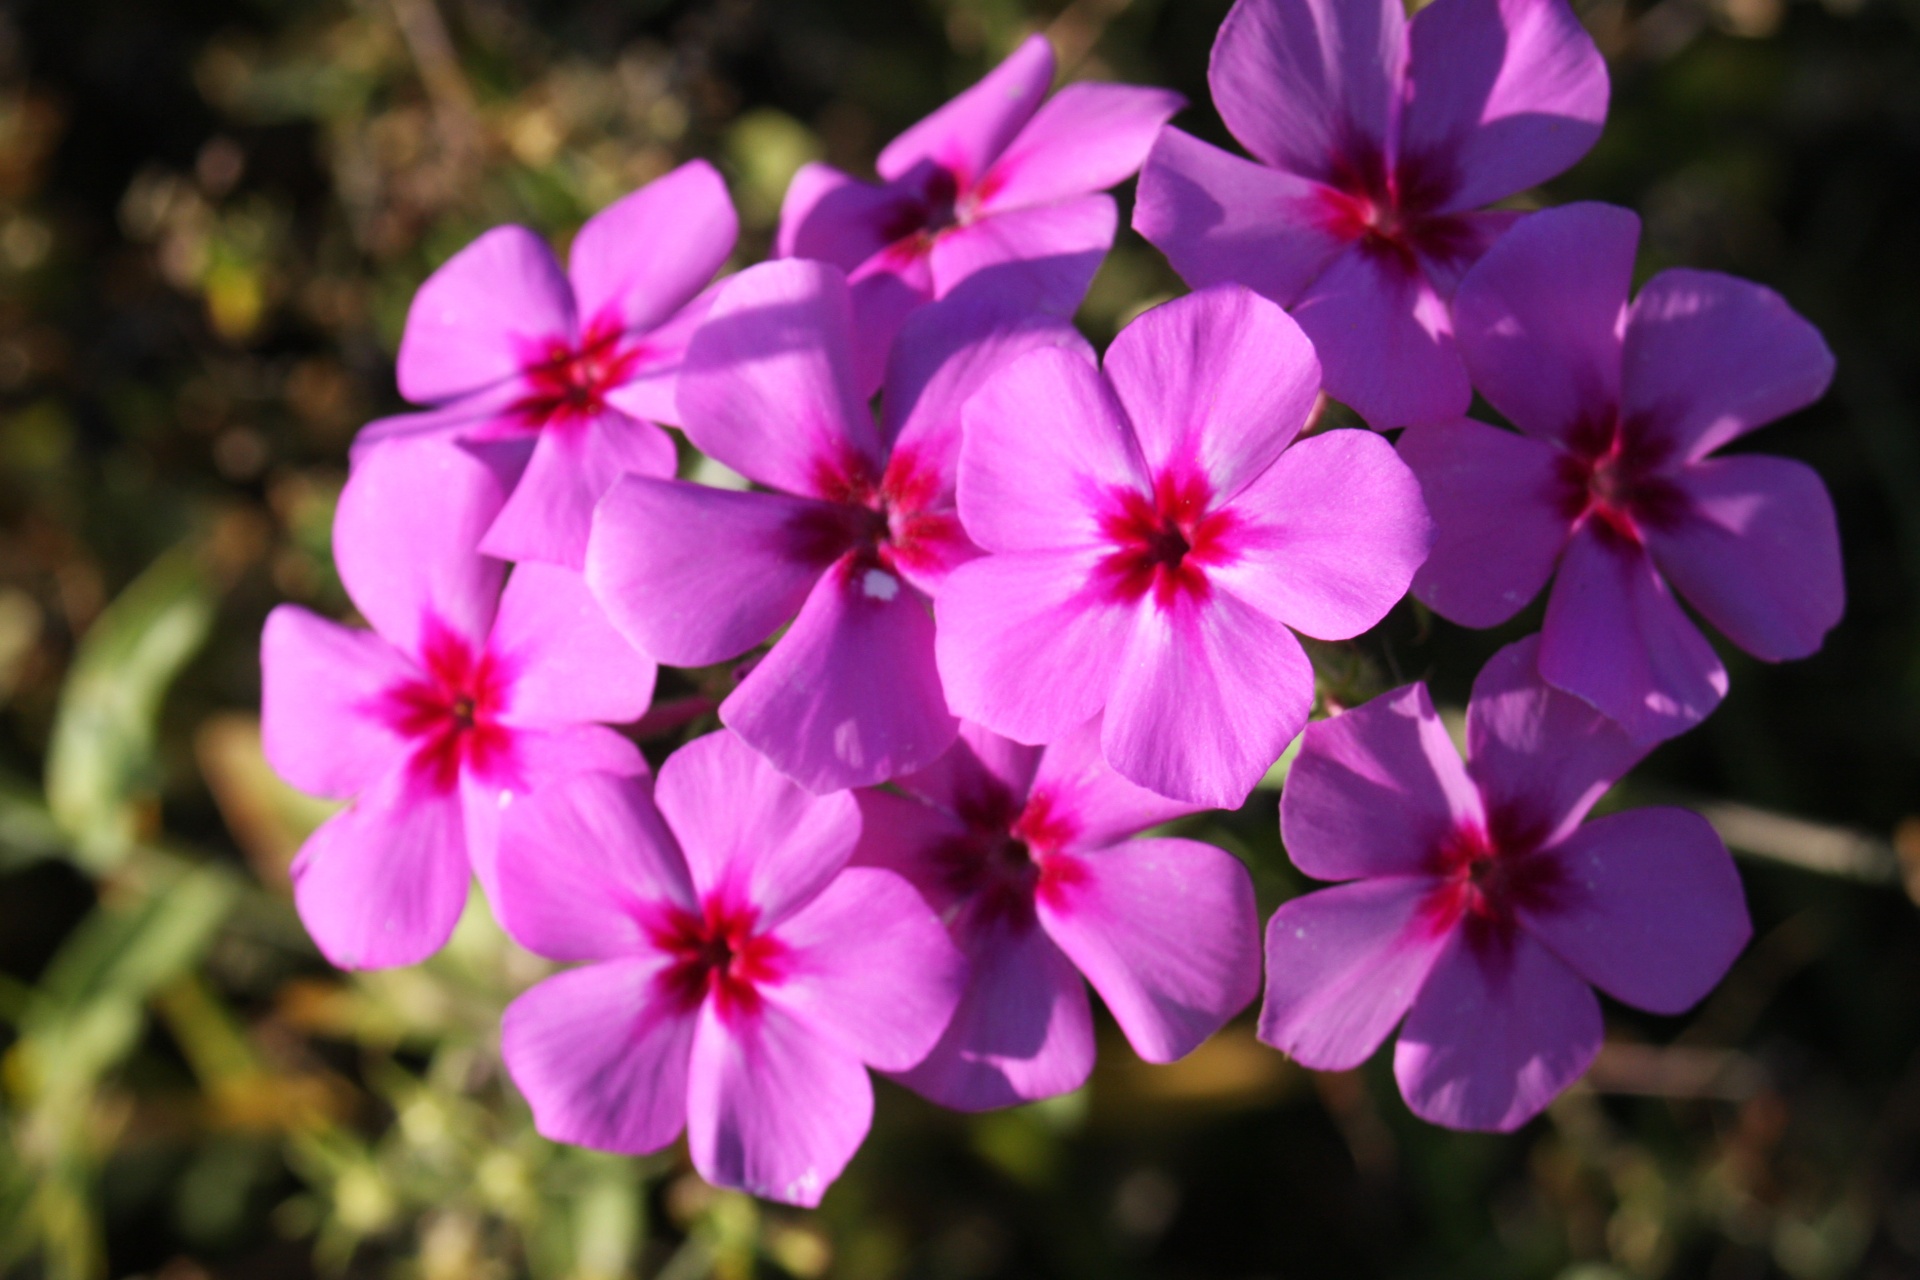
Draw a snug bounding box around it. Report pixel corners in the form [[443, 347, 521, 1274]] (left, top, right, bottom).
[[262, 0, 1839, 1207]]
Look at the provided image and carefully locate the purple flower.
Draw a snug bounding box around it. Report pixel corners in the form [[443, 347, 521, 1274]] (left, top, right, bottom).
[[1260, 636, 1751, 1131], [353, 161, 739, 567], [260, 436, 655, 969], [936, 284, 1433, 808], [1398, 203, 1842, 743], [1134, 0, 1608, 429], [853, 720, 1261, 1110], [587, 259, 1088, 793], [777, 34, 1181, 390], [494, 730, 965, 1206]]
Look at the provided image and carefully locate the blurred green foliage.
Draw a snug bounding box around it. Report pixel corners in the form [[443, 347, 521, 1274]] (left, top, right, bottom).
[[1, 0, 1919, 1277]]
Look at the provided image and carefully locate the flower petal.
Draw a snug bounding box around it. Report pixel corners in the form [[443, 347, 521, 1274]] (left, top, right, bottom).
[[501, 957, 696, 1155], [849, 789, 979, 917], [478, 412, 678, 569], [654, 730, 861, 927], [1538, 527, 1727, 744], [567, 159, 737, 336], [489, 561, 655, 728], [1622, 267, 1836, 464], [586, 476, 844, 667], [1209, 0, 1404, 181], [1211, 427, 1434, 641], [1290, 246, 1470, 429], [1132, 126, 1350, 306], [348, 384, 525, 462], [1394, 928, 1601, 1132], [259, 605, 413, 799], [1451, 202, 1637, 443], [1281, 683, 1482, 881], [460, 724, 647, 903], [675, 260, 882, 498], [601, 280, 723, 427], [884, 721, 1045, 827], [980, 81, 1184, 212], [1397, 417, 1570, 627], [1104, 285, 1321, 500], [776, 162, 914, 268], [1647, 455, 1844, 663], [927, 193, 1117, 316], [876, 34, 1055, 187], [1036, 836, 1262, 1063], [1028, 718, 1206, 851], [1399, 0, 1608, 214], [722, 561, 957, 793], [494, 771, 693, 962], [1258, 877, 1452, 1070], [333, 435, 509, 659], [397, 225, 575, 405], [685, 1001, 872, 1208], [765, 866, 966, 1072]]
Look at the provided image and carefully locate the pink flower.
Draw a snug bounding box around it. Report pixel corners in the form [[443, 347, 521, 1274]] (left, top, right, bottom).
[[936, 284, 1433, 808], [777, 34, 1182, 390], [260, 436, 655, 969], [1398, 203, 1842, 743], [587, 259, 1088, 793], [1260, 636, 1751, 1131], [352, 161, 738, 567], [853, 720, 1260, 1110], [494, 730, 965, 1206], [1134, 0, 1608, 429]]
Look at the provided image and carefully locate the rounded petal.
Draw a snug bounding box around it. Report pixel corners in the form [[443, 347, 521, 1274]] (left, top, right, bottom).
[[1538, 528, 1727, 744], [882, 721, 1045, 829], [348, 384, 525, 462], [721, 562, 958, 793], [1290, 246, 1471, 430], [654, 730, 861, 927], [1525, 807, 1749, 1015], [1399, 0, 1608, 213], [675, 260, 882, 498], [1133, 126, 1349, 306], [586, 476, 844, 667], [892, 908, 1095, 1110], [494, 771, 694, 962], [1398, 417, 1570, 627], [1103, 592, 1316, 808], [1104, 285, 1322, 501], [877, 34, 1055, 187], [1646, 455, 1844, 663], [600, 281, 723, 427], [776, 162, 911, 268], [765, 866, 966, 1072], [501, 957, 697, 1155], [567, 159, 737, 336], [478, 412, 678, 569], [1281, 683, 1482, 881], [290, 765, 469, 970], [956, 344, 1146, 553], [935, 549, 1130, 746], [1036, 836, 1262, 1063], [980, 82, 1185, 212], [1209, 0, 1404, 180], [685, 1002, 872, 1208], [397, 225, 574, 404], [333, 435, 508, 656], [1258, 877, 1452, 1070], [1623, 267, 1836, 464], [844, 250, 936, 399], [259, 605, 413, 799], [1211, 428, 1434, 641], [1029, 718, 1207, 852], [489, 561, 655, 729], [927, 193, 1117, 316], [1451, 202, 1637, 443], [1394, 929, 1602, 1132]]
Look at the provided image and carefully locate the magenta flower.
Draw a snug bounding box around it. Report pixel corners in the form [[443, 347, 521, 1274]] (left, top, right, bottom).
[[777, 33, 1181, 389], [1134, 0, 1608, 429], [936, 284, 1432, 808], [352, 161, 738, 567], [494, 730, 965, 1206], [1398, 203, 1841, 743], [587, 259, 1088, 793], [853, 719, 1260, 1110], [260, 436, 655, 969], [1260, 636, 1751, 1131]]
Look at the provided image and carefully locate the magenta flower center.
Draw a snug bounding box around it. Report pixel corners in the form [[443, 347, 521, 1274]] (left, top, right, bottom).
[[933, 785, 1087, 930], [1095, 468, 1239, 607], [650, 893, 789, 1022], [378, 621, 514, 794], [1314, 143, 1479, 278], [1419, 816, 1566, 956], [511, 318, 641, 430], [1553, 415, 1687, 547], [792, 444, 959, 598]]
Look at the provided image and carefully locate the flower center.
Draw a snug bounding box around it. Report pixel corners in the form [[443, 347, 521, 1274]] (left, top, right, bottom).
[[1553, 414, 1687, 547], [1313, 142, 1479, 277], [1418, 814, 1566, 956], [651, 894, 789, 1021], [931, 787, 1085, 930], [378, 620, 513, 794], [1093, 468, 1238, 608], [511, 319, 640, 430], [788, 444, 961, 604]]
